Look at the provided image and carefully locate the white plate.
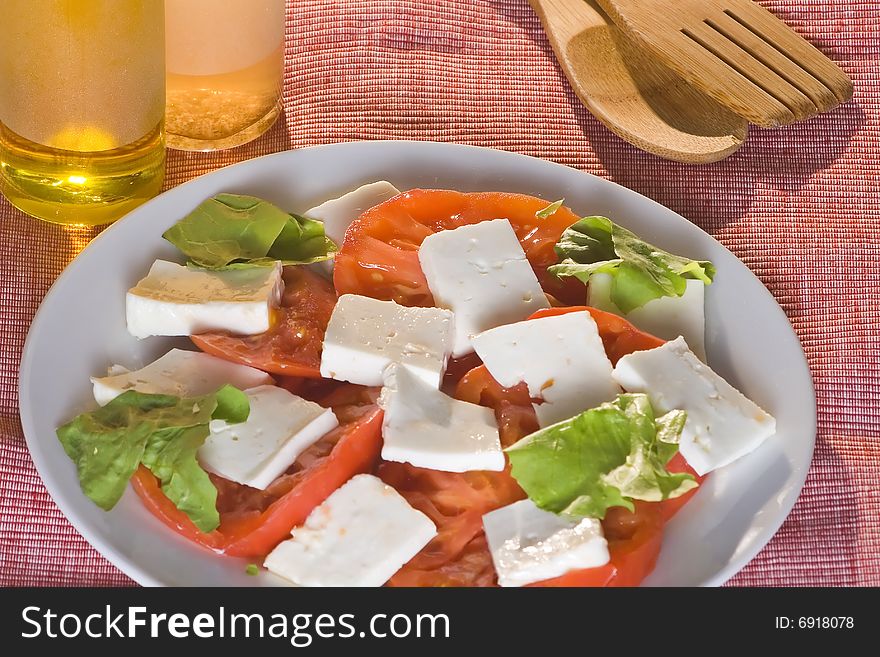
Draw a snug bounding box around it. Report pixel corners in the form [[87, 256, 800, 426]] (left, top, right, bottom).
[[19, 141, 815, 587]]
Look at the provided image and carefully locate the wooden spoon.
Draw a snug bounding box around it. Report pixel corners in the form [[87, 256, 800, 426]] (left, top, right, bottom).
[[593, 0, 853, 127], [529, 0, 747, 164]]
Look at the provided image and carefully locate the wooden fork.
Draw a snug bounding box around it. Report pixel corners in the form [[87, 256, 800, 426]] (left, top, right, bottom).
[[593, 0, 854, 127], [529, 0, 747, 163]]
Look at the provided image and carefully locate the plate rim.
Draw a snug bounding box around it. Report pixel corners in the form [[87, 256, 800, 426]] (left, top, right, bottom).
[[18, 140, 817, 587]]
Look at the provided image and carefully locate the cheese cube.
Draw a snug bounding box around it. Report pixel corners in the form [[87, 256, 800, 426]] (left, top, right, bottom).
[[379, 363, 504, 472], [199, 385, 339, 490], [263, 474, 436, 587], [418, 219, 550, 357], [471, 311, 620, 427], [126, 260, 283, 339], [589, 272, 707, 361], [320, 294, 454, 388], [305, 181, 400, 245], [91, 348, 273, 406], [483, 499, 610, 587], [613, 336, 776, 475]]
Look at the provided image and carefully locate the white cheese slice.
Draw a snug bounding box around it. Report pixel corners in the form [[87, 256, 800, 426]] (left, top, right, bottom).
[[305, 181, 400, 245], [91, 348, 273, 406], [482, 499, 610, 587], [320, 294, 454, 388], [263, 474, 437, 587], [589, 272, 707, 361], [613, 336, 776, 475], [471, 311, 620, 427], [418, 219, 550, 357], [199, 385, 338, 490], [126, 259, 283, 339], [379, 363, 504, 472]]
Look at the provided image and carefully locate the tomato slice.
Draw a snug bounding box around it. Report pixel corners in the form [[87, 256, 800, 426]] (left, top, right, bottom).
[[333, 189, 585, 306], [658, 452, 705, 521], [392, 304, 696, 587], [380, 461, 524, 587], [191, 266, 336, 377], [131, 384, 383, 559], [453, 305, 662, 448], [528, 563, 617, 587], [456, 365, 538, 448], [602, 503, 665, 587], [529, 306, 664, 365], [531, 500, 668, 587], [524, 307, 704, 523]]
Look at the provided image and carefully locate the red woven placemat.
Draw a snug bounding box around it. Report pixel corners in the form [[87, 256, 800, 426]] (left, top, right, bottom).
[[1, 0, 877, 586]]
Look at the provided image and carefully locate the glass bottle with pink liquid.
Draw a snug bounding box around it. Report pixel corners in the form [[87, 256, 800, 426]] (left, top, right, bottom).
[[165, 0, 285, 151]]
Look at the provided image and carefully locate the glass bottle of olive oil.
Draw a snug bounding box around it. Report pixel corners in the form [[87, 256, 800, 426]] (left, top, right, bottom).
[[0, 0, 166, 226]]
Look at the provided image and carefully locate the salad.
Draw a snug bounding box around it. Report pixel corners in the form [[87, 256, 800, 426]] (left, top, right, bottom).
[[56, 182, 776, 587]]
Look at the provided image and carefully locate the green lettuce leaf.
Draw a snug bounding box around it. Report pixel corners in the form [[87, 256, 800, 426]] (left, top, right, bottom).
[[549, 216, 715, 313], [140, 425, 218, 533], [163, 193, 336, 269], [56, 385, 249, 532], [56, 395, 161, 511], [505, 393, 697, 519]]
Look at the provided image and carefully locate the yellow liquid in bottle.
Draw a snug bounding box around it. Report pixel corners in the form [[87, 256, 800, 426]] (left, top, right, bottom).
[[0, 0, 166, 226]]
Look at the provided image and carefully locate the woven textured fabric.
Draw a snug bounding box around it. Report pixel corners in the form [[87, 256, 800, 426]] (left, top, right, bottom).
[[1, 0, 878, 587]]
